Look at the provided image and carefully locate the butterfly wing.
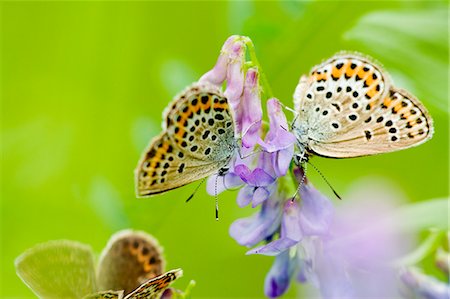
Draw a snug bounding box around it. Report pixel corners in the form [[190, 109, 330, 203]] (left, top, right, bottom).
[[15, 240, 97, 299], [294, 52, 433, 158], [83, 290, 124, 299], [97, 230, 165, 295], [135, 83, 236, 197], [124, 269, 183, 299]]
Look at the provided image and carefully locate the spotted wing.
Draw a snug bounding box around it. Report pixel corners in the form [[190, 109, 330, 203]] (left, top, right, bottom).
[[97, 230, 165, 295], [124, 269, 183, 299], [83, 291, 124, 299], [293, 52, 433, 158], [135, 82, 236, 196]]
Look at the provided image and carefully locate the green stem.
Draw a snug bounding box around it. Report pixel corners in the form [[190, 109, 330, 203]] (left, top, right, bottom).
[[241, 36, 274, 100], [394, 229, 446, 267]]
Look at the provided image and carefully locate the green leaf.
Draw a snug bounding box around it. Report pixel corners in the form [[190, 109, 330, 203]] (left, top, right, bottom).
[[15, 240, 97, 299], [394, 198, 449, 232], [395, 229, 446, 266]]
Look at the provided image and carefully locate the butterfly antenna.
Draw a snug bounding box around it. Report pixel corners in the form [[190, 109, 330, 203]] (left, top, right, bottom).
[[307, 161, 342, 200], [291, 163, 307, 202], [215, 174, 219, 220], [186, 178, 206, 202]]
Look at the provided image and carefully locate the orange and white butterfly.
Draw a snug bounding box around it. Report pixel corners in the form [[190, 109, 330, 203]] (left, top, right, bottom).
[[135, 82, 237, 197], [292, 52, 433, 161]]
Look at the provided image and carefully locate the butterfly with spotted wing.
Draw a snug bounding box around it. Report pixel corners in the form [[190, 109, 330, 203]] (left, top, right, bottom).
[[135, 82, 237, 197], [292, 52, 433, 161]]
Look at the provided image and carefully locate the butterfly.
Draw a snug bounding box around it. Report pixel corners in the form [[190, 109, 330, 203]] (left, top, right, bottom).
[[292, 52, 433, 161], [15, 229, 183, 299], [135, 82, 237, 197]]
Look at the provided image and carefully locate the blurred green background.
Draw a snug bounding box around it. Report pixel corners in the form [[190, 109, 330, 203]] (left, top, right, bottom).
[[1, 1, 448, 298]]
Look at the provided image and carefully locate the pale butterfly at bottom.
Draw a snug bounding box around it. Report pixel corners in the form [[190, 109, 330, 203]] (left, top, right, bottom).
[[15, 229, 183, 299]]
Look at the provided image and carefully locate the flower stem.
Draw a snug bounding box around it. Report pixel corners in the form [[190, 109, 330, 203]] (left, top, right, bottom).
[[241, 36, 274, 100]]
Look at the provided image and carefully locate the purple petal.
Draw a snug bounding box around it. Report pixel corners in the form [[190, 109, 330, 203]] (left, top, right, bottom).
[[251, 187, 270, 207], [199, 36, 242, 86], [229, 198, 283, 247], [252, 169, 276, 186], [247, 238, 298, 256], [267, 98, 287, 128], [234, 164, 252, 184], [240, 68, 262, 150], [257, 151, 276, 178], [237, 186, 253, 207], [224, 41, 245, 111], [235, 165, 275, 187], [248, 200, 303, 255], [282, 200, 303, 242], [264, 251, 295, 298], [315, 249, 354, 298], [296, 238, 319, 286], [206, 172, 242, 195], [259, 98, 296, 151], [258, 99, 296, 178], [271, 147, 294, 177], [299, 184, 334, 236], [260, 128, 297, 152]]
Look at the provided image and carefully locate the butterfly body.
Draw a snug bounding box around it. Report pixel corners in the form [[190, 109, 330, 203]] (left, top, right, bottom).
[[293, 52, 433, 159], [136, 82, 237, 197]]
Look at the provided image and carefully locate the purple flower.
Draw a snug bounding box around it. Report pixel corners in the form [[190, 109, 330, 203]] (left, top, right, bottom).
[[264, 250, 296, 298], [200, 36, 264, 196], [229, 193, 283, 247], [234, 151, 276, 208], [239, 68, 262, 152], [199, 35, 241, 86], [298, 180, 413, 298], [206, 155, 247, 196], [247, 200, 302, 256], [199, 35, 251, 141], [247, 174, 333, 256], [198, 35, 246, 110], [259, 99, 296, 177], [223, 40, 245, 112], [245, 172, 420, 298]]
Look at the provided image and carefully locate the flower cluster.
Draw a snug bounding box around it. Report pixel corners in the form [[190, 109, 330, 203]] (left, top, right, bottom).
[[197, 35, 339, 297], [196, 35, 444, 299]]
